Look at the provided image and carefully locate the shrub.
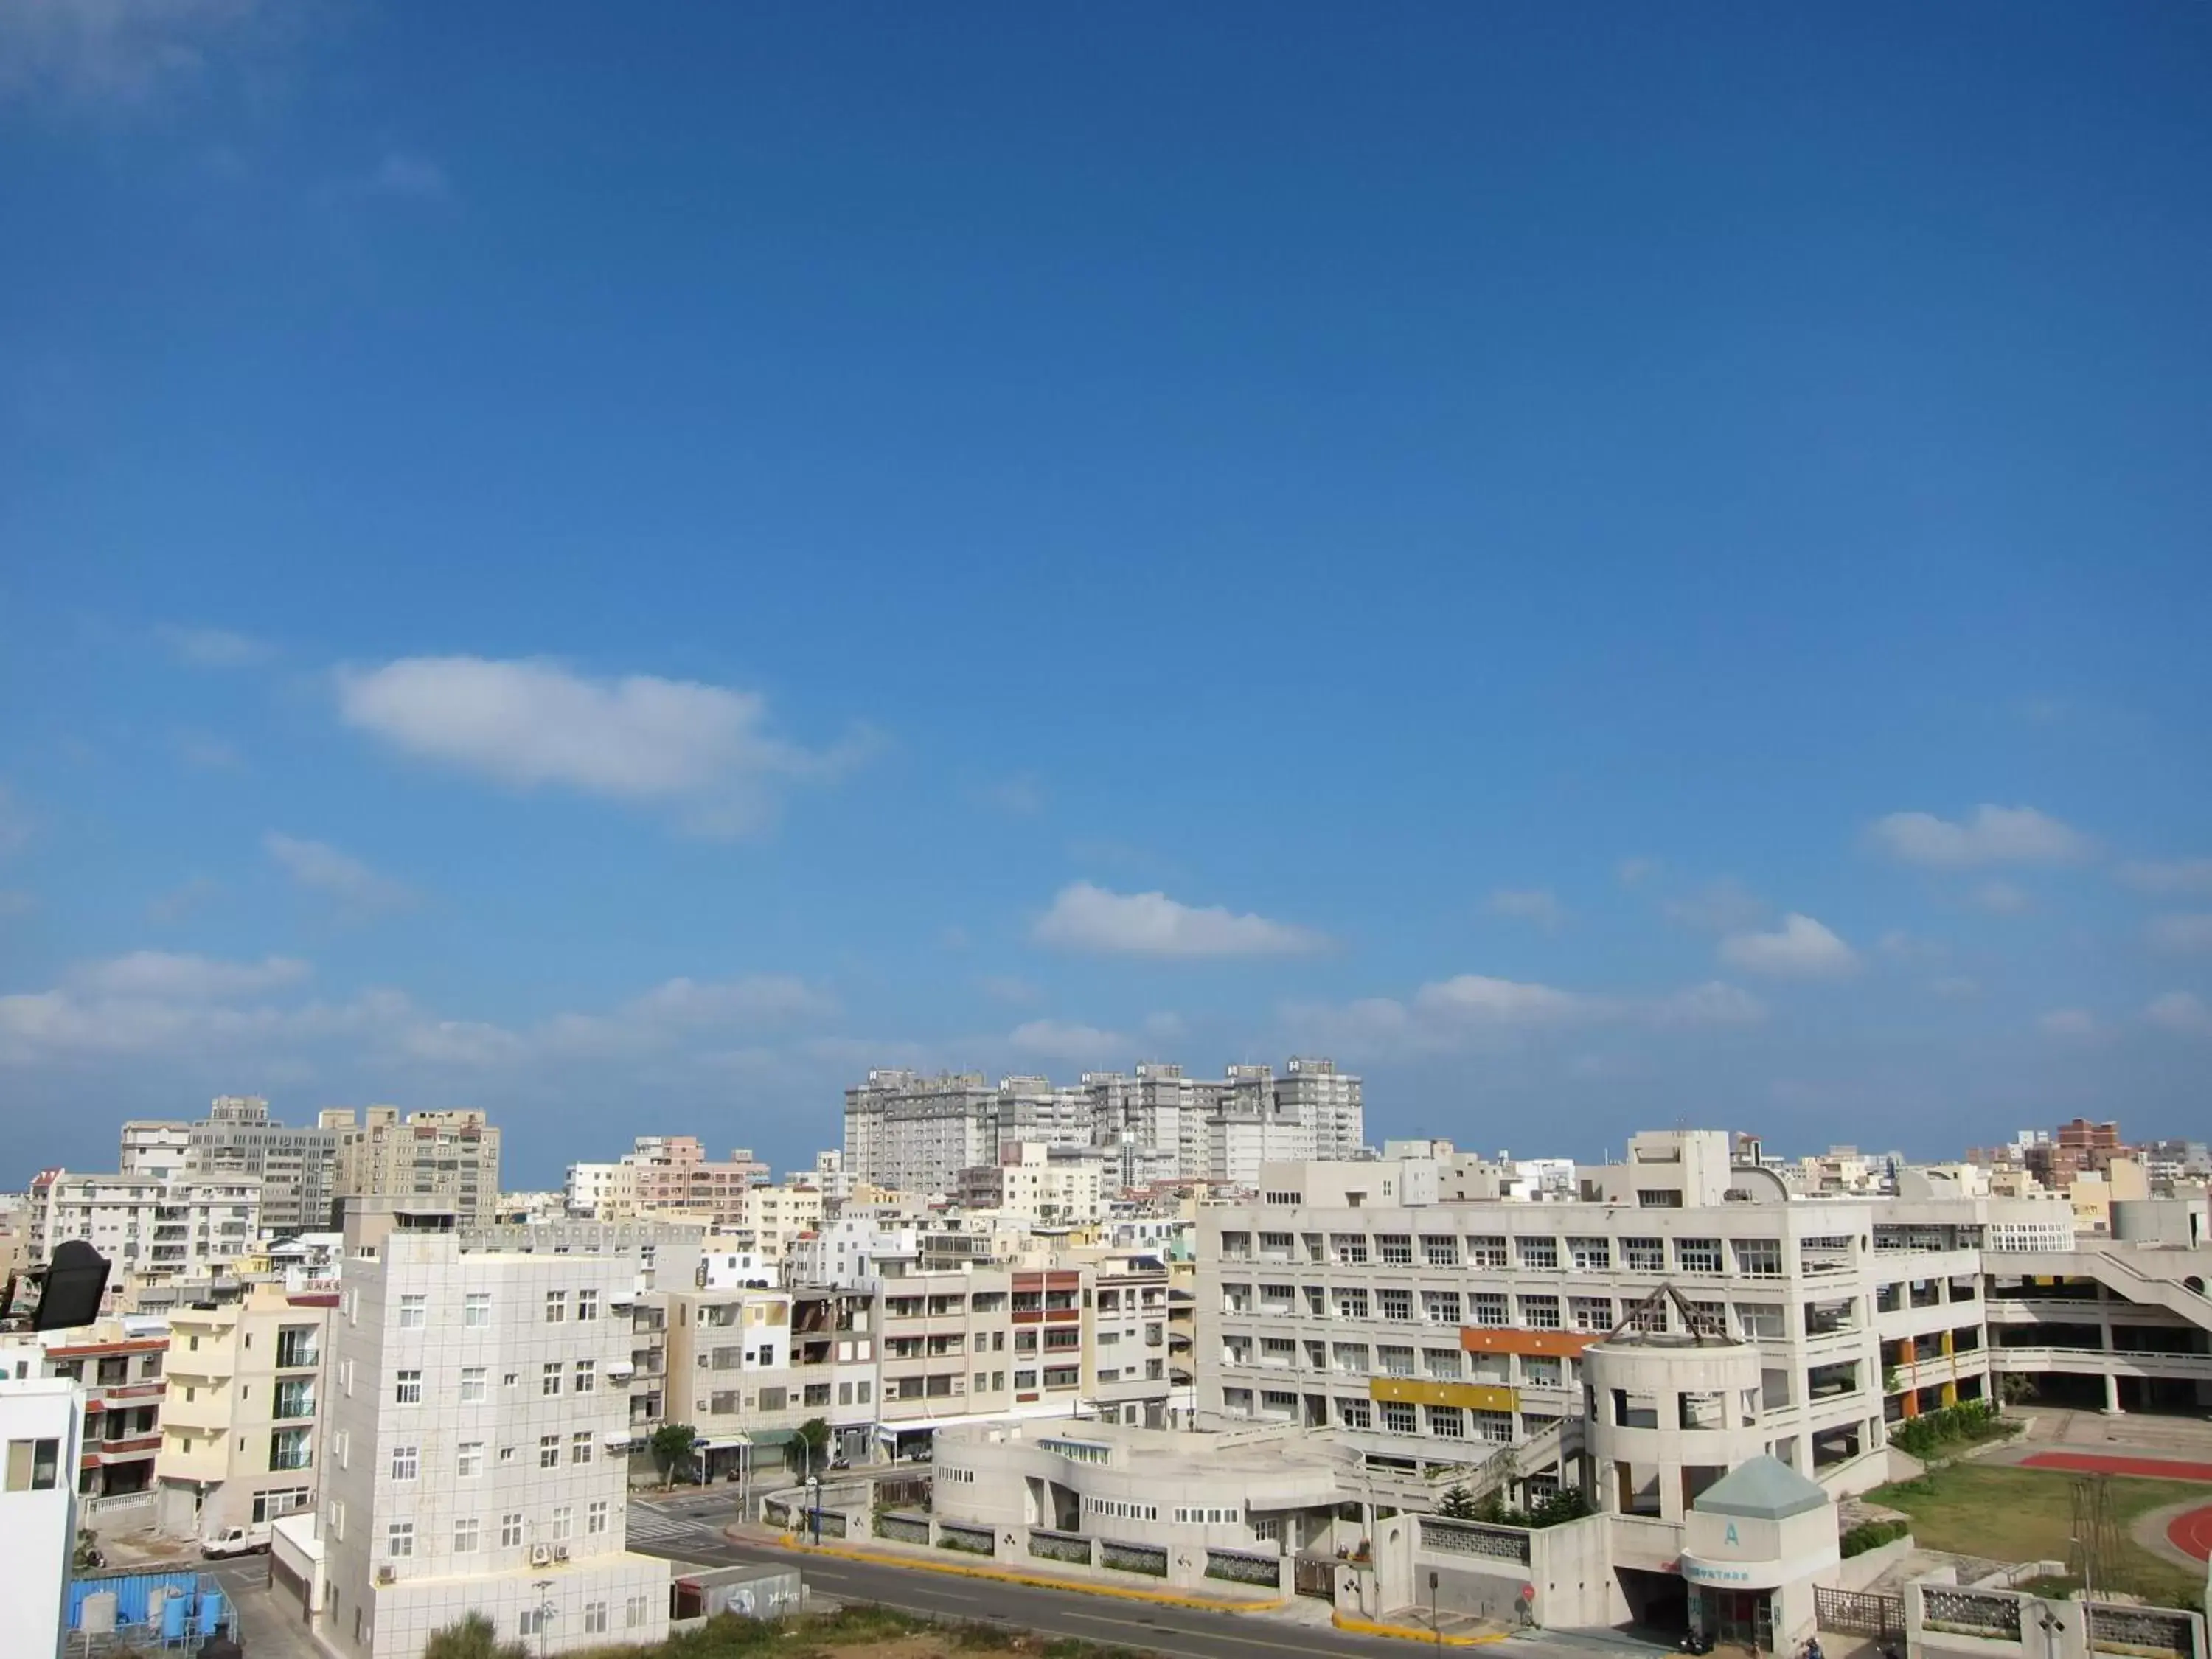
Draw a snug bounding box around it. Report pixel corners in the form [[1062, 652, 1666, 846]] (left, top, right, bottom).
[[1840, 1519, 1910, 1558]]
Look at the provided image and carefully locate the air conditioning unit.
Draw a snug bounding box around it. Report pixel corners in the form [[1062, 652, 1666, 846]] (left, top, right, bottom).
[[553, 1545, 571, 1562], [528, 1544, 552, 1568], [375, 1566, 396, 1586]]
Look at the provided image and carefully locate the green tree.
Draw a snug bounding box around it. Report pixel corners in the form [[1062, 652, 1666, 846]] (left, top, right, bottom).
[[650, 1422, 699, 1486], [789, 1416, 833, 1474], [424, 1612, 529, 1659], [1438, 1484, 1479, 1520]]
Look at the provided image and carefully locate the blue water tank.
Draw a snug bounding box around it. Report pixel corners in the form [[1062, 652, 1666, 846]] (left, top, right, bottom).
[[161, 1594, 189, 1641], [200, 1589, 227, 1635]]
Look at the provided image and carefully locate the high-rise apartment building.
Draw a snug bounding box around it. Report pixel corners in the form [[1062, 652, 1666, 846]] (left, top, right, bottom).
[[316, 1203, 669, 1659], [119, 1121, 192, 1180], [154, 1281, 333, 1542], [323, 1107, 501, 1223], [187, 1096, 341, 1235], [844, 1057, 1363, 1193], [27, 1170, 262, 1281]]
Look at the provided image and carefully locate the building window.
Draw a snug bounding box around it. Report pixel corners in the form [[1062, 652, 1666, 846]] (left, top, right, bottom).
[[459, 1442, 484, 1478], [577, 1289, 599, 1321], [1472, 1293, 1508, 1328], [1333, 1289, 1369, 1320], [1381, 1401, 1417, 1434], [588, 1500, 610, 1536], [540, 1436, 560, 1469], [1622, 1237, 1665, 1271], [501, 1513, 524, 1548], [625, 1596, 650, 1629], [1377, 1234, 1413, 1265], [271, 1427, 313, 1471], [574, 1360, 595, 1393], [465, 1293, 491, 1327], [1568, 1237, 1611, 1271], [4, 1439, 60, 1491], [542, 1363, 563, 1397], [571, 1432, 594, 1464], [398, 1294, 427, 1330], [390, 1444, 418, 1481], [1677, 1239, 1724, 1274], [1571, 1296, 1614, 1333], [1422, 1290, 1462, 1324], [1330, 1234, 1369, 1265], [552, 1506, 573, 1541], [394, 1369, 422, 1405], [460, 1366, 487, 1404], [1475, 1410, 1514, 1444], [1517, 1235, 1559, 1269], [453, 1516, 480, 1554], [1521, 1295, 1561, 1329], [584, 1603, 609, 1636], [1427, 1405, 1466, 1438], [1376, 1345, 1416, 1377], [1378, 1289, 1413, 1323], [386, 1520, 414, 1559], [545, 1290, 567, 1324], [1423, 1348, 1462, 1380], [1421, 1235, 1459, 1267], [1733, 1239, 1783, 1276], [1336, 1397, 1371, 1430]]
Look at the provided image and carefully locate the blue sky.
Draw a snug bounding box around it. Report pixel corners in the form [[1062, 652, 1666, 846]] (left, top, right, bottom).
[[3, 4, 2209, 1187]]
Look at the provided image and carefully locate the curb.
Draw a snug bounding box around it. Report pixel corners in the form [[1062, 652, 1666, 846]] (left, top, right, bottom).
[[753, 1531, 1289, 1614], [1332, 1610, 1512, 1646]]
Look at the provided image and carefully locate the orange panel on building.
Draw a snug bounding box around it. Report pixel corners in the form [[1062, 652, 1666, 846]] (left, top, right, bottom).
[[1458, 1326, 1596, 1359]]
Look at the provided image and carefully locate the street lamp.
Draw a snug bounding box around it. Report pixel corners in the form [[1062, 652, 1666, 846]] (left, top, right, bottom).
[[1429, 1569, 1441, 1653], [530, 1578, 557, 1659], [807, 1473, 822, 1545], [2036, 1607, 2066, 1659]]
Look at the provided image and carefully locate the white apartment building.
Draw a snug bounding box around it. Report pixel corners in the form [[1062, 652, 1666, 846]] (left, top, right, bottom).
[[317, 1204, 669, 1659], [27, 1169, 262, 1281], [323, 1107, 501, 1223], [564, 1161, 638, 1220], [1, 1377, 83, 1659], [961, 1144, 1106, 1224], [154, 1281, 333, 1543], [120, 1121, 192, 1180]]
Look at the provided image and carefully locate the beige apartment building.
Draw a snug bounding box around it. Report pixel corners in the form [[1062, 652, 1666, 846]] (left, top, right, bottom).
[[154, 1281, 335, 1541], [322, 1108, 501, 1222]]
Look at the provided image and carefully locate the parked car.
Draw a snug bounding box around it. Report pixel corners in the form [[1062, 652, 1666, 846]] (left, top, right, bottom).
[[201, 1523, 271, 1558]]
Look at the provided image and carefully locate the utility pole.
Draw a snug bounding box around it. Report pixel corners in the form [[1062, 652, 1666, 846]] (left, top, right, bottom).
[[1430, 1569, 1441, 1652]]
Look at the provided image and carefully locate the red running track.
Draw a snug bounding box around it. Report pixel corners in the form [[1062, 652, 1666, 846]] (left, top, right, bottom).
[[2021, 1451, 2212, 1481], [2169, 1506, 2212, 1563]]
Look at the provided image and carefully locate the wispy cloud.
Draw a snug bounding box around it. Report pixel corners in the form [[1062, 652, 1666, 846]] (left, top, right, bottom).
[[159, 624, 272, 669], [2145, 992, 2212, 1037], [975, 775, 1046, 816], [1615, 856, 1660, 888], [1282, 972, 1763, 1058], [147, 875, 220, 925], [1969, 880, 2032, 917], [1486, 888, 1562, 929], [979, 975, 1043, 1006], [1719, 914, 1859, 979], [2038, 1007, 2100, 1039], [72, 951, 310, 1001], [0, 0, 280, 110], [1033, 881, 1326, 959], [1662, 877, 1764, 934], [2118, 859, 2212, 897], [264, 832, 414, 917], [2148, 914, 2212, 954], [0, 783, 30, 857], [1006, 1019, 1129, 1063], [1867, 804, 2094, 869], [334, 655, 874, 836], [173, 730, 245, 771]]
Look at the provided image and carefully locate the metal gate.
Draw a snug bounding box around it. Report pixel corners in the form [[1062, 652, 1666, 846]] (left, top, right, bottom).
[[1815, 1586, 1905, 1638], [1294, 1557, 1338, 1601]]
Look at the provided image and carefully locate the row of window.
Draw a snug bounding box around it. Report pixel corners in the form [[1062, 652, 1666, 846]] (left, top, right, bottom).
[[517, 1596, 653, 1638], [368, 1359, 602, 1406], [349, 1287, 616, 1329], [1226, 1287, 1760, 1338], [375, 1500, 613, 1556], [1225, 1339, 1572, 1385], [1223, 1231, 1790, 1276]]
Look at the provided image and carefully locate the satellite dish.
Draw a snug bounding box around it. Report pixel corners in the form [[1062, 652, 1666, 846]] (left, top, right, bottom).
[[35, 1241, 111, 1331]]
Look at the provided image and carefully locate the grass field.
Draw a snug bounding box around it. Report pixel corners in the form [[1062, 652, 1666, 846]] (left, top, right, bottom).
[[1868, 1462, 2205, 1609], [545, 1604, 1157, 1659]]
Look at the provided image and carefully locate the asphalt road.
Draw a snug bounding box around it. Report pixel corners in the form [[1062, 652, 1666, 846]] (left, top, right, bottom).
[[627, 1495, 1647, 1659]]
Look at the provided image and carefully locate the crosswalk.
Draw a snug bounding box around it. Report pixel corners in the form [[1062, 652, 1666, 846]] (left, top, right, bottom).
[[626, 1508, 727, 1550]]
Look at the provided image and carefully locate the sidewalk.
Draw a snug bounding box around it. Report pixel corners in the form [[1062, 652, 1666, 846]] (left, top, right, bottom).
[[736, 1520, 1293, 1614]]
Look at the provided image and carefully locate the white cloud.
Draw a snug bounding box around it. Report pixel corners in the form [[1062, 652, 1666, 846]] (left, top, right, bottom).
[[1662, 878, 1765, 934], [622, 974, 836, 1028], [159, 625, 271, 669], [2117, 858, 2212, 897], [2144, 992, 2212, 1037], [1878, 930, 1947, 963], [0, 783, 32, 857], [1006, 1019, 1129, 1063], [2038, 1007, 2100, 1038], [364, 150, 451, 201], [69, 951, 309, 1001], [975, 776, 1046, 816], [1486, 888, 1562, 929], [1930, 976, 1980, 1000], [265, 832, 414, 916], [1866, 804, 2093, 869], [173, 730, 245, 771], [1719, 914, 1859, 979], [147, 876, 219, 925], [2147, 914, 2212, 954], [1283, 972, 1763, 1058], [0, 0, 276, 108], [1969, 880, 2032, 917], [1033, 881, 1325, 959], [979, 975, 1042, 1007], [334, 655, 869, 835]]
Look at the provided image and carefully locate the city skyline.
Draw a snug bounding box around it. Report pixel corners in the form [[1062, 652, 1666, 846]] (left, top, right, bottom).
[[4, 6, 2211, 1180]]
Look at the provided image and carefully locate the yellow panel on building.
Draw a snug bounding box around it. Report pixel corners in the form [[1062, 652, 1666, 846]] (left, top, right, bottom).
[[1367, 1377, 1519, 1412]]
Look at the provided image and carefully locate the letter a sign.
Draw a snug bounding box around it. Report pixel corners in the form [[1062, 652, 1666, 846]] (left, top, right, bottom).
[[1725, 1523, 1739, 1546]]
